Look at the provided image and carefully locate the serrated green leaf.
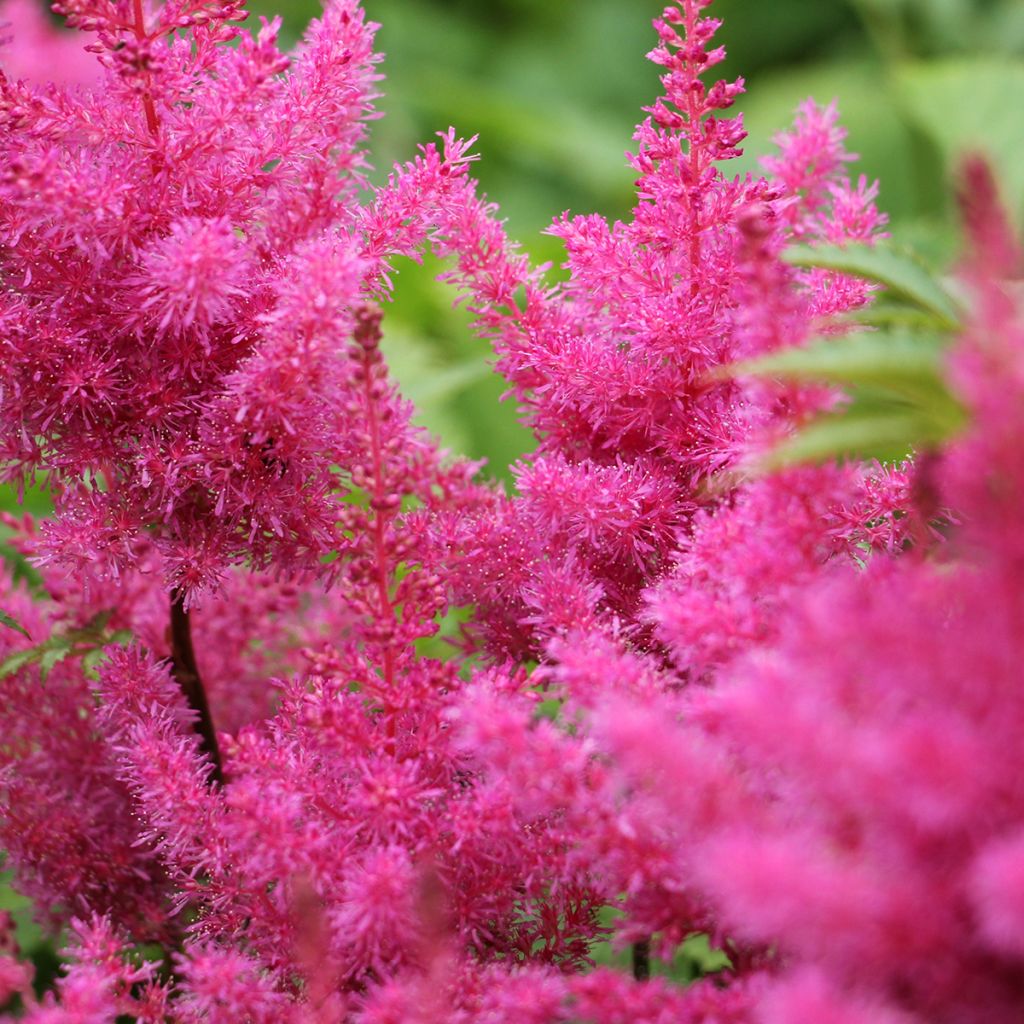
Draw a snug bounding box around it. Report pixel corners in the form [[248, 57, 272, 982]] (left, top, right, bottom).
[[38, 645, 71, 681], [758, 409, 939, 468], [0, 609, 126, 681], [81, 647, 108, 672], [784, 242, 961, 329], [0, 647, 39, 679], [758, 385, 966, 469], [843, 303, 951, 332], [0, 608, 29, 638]]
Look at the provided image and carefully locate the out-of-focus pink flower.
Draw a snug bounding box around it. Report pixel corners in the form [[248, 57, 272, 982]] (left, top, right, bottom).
[[0, 0, 98, 87]]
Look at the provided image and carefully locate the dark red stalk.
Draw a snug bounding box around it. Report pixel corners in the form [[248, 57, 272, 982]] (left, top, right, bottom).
[[169, 590, 224, 786], [131, 0, 160, 137], [353, 304, 400, 743], [632, 938, 651, 981]]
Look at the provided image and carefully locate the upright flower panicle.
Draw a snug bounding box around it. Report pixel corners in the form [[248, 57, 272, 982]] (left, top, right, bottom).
[[0, 0, 423, 599]]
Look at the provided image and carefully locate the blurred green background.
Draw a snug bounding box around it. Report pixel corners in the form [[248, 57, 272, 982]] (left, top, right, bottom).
[[242, 0, 1024, 480]]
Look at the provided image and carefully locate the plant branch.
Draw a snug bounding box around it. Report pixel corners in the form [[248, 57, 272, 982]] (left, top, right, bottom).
[[632, 938, 650, 981], [169, 590, 223, 786]]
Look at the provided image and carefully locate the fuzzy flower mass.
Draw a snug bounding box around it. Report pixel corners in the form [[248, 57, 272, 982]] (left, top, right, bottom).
[[0, 0, 1022, 1022]]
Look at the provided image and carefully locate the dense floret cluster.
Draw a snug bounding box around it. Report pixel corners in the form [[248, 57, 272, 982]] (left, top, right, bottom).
[[1, 0, 1022, 1021]]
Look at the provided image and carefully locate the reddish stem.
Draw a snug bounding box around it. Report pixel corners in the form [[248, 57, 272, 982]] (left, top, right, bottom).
[[170, 590, 224, 786], [354, 305, 399, 738], [684, 2, 703, 300], [131, 0, 160, 137]]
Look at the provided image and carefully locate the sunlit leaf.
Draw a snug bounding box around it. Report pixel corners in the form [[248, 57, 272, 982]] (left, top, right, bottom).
[[784, 242, 961, 328]]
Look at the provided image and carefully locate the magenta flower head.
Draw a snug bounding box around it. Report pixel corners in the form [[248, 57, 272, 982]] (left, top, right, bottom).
[[0, 0, 481, 602]]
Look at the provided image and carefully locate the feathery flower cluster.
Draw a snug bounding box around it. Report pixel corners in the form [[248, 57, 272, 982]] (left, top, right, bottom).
[[1, 0, 1020, 1021]]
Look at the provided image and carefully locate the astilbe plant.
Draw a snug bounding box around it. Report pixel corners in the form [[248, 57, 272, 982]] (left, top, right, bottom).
[[1, 0, 1018, 1021]]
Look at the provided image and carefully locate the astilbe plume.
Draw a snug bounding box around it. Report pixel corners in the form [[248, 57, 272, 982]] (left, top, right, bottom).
[[401, 0, 908, 968], [465, 168, 1024, 1019], [409, 3, 901, 666], [587, 183, 1024, 1021], [0, 0, 387, 596], [0, 0, 608, 1017]]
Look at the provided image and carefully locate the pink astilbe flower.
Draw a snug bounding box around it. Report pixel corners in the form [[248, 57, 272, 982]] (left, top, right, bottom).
[[555, 172, 1024, 1022], [362, 962, 764, 1024], [0, 299, 599, 1020], [18, 916, 169, 1023], [647, 464, 910, 680], [0, 0, 502, 600], [392, 2, 894, 666]]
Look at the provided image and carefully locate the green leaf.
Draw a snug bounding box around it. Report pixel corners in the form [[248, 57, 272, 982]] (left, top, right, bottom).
[[783, 242, 961, 329], [843, 302, 952, 332], [0, 608, 29, 638], [733, 330, 957, 404], [0, 610, 130, 681], [731, 325, 969, 469], [757, 385, 966, 469], [38, 643, 72, 681], [81, 647, 108, 673], [0, 647, 39, 678], [759, 407, 947, 468]]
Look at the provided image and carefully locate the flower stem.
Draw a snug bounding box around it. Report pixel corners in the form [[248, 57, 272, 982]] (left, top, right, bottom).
[[169, 590, 223, 786], [131, 0, 160, 137], [632, 938, 650, 981]]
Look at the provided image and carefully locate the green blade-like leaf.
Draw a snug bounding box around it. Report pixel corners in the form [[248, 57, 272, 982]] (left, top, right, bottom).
[[784, 242, 961, 329], [732, 330, 955, 403], [843, 303, 951, 332], [757, 380, 967, 469], [758, 408, 948, 469], [0, 609, 29, 638]]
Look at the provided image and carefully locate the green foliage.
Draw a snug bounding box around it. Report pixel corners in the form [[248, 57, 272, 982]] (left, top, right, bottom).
[[589, 905, 733, 983], [733, 239, 969, 468], [895, 58, 1024, 227], [783, 242, 962, 328], [0, 611, 132, 682], [0, 609, 29, 638]]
